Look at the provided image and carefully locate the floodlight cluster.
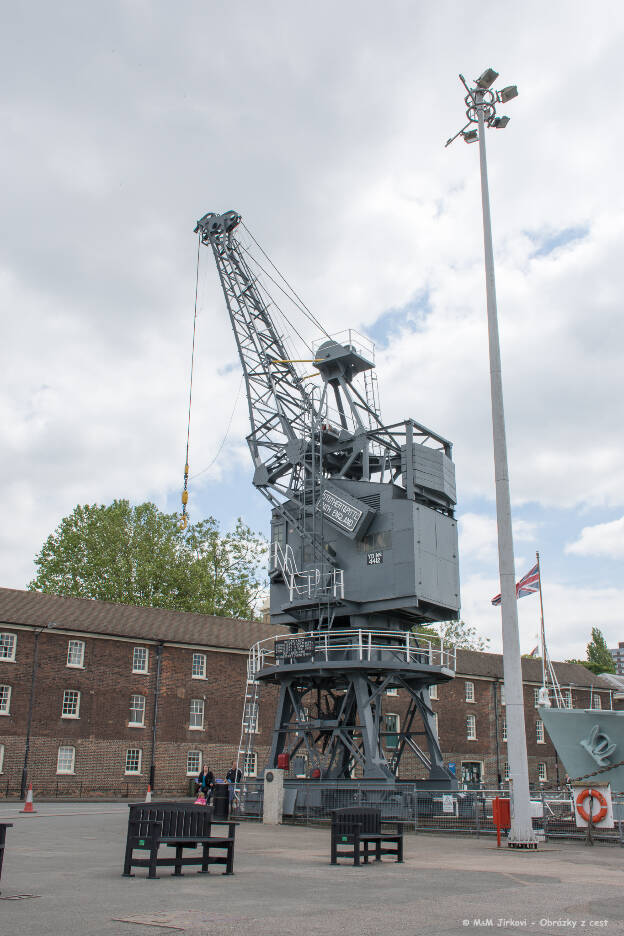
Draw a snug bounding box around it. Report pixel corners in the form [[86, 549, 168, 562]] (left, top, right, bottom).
[[444, 69, 518, 147]]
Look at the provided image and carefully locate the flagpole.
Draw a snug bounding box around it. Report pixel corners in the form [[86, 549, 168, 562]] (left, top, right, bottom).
[[536, 551, 546, 689]]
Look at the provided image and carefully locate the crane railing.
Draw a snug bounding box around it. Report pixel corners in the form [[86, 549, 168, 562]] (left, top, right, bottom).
[[271, 542, 344, 603], [249, 629, 456, 673]]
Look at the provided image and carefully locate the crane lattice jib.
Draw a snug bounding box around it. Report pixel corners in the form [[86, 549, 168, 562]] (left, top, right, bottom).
[[196, 211, 314, 497]]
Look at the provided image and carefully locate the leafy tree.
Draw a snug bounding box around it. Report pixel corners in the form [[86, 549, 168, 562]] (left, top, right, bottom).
[[586, 626, 615, 674], [29, 500, 267, 620], [414, 619, 490, 652], [565, 626, 615, 675]]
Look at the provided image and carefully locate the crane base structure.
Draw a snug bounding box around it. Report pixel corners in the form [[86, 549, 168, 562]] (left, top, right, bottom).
[[195, 210, 462, 791], [255, 628, 457, 784]]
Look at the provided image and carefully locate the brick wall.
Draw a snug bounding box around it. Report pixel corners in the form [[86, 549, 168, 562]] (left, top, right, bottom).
[[0, 625, 277, 798]]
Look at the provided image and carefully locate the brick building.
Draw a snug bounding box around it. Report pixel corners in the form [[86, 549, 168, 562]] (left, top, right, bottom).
[[0, 586, 618, 796], [390, 650, 618, 788], [0, 587, 279, 798]]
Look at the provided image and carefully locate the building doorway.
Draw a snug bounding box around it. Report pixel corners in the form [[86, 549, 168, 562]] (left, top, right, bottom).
[[461, 761, 483, 788]]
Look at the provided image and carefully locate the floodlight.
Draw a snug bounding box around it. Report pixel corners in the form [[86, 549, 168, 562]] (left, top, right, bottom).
[[475, 68, 499, 90], [462, 129, 478, 143], [491, 116, 510, 129], [497, 85, 518, 104]]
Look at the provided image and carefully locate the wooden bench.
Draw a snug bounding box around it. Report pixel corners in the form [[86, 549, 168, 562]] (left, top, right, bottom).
[[122, 802, 236, 879], [330, 806, 403, 866], [0, 822, 12, 893]]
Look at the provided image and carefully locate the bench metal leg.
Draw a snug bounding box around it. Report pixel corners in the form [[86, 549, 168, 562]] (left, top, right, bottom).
[[148, 841, 160, 879], [173, 845, 184, 876], [330, 833, 337, 865], [397, 835, 404, 863], [225, 844, 234, 875], [199, 843, 210, 874], [122, 840, 135, 877], [353, 832, 360, 867], [376, 839, 382, 862]]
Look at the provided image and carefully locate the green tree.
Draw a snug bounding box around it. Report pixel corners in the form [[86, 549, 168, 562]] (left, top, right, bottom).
[[414, 619, 490, 652], [565, 626, 616, 675], [29, 500, 267, 620], [586, 626, 616, 674]]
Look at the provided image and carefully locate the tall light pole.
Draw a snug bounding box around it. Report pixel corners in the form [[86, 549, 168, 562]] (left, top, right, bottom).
[[446, 70, 537, 847]]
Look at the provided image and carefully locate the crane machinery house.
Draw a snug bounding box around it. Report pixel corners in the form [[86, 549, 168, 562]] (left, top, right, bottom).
[[195, 209, 461, 788]]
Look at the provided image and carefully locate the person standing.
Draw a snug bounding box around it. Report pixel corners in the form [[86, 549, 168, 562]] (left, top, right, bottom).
[[226, 761, 242, 805], [196, 765, 215, 803]]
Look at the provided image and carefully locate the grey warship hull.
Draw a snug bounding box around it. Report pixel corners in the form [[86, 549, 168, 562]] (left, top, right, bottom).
[[538, 706, 624, 791]]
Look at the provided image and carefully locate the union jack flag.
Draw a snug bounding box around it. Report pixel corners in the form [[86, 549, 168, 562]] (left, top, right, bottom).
[[491, 562, 540, 606]]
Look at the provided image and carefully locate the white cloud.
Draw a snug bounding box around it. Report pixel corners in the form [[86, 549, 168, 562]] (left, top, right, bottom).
[[1, 0, 623, 616], [565, 516, 624, 559], [459, 513, 537, 563]]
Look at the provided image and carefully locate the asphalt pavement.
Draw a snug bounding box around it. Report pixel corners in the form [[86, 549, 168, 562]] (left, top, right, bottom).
[[0, 802, 622, 936]]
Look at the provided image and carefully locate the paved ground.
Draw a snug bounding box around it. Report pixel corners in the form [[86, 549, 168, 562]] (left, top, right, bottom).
[[0, 802, 622, 936]]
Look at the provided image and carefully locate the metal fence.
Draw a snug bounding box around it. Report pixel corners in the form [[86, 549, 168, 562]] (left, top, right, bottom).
[[237, 780, 624, 845]]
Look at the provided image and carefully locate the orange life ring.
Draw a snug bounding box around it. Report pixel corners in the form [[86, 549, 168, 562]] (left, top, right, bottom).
[[576, 787, 608, 824]]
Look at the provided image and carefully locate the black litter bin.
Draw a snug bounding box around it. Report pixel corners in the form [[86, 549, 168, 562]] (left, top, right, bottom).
[[213, 782, 230, 820]]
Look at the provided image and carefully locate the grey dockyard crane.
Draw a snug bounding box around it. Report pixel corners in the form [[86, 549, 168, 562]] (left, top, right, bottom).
[[196, 209, 462, 784]]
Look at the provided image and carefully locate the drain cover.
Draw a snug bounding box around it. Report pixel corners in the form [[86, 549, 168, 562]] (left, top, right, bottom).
[[0, 894, 41, 900]]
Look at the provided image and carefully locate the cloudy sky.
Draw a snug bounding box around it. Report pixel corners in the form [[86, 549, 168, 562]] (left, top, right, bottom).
[[2, 1, 623, 660]]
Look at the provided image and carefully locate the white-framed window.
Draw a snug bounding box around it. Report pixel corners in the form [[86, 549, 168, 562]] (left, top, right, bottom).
[[244, 701, 259, 733], [189, 698, 204, 730], [132, 647, 149, 674], [0, 685, 11, 715], [536, 719, 545, 743], [533, 688, 540, 706], [57, 746, 75, 775], [537, 762, 547, 782], [384, 713, 400, 749], [66, 640, 85, 668], [429, 683, 438, 700], [432, 711, 439, 737], [0, 744, 4, 773], [129, 694, 146, 727], [503, 761, 510, 781], [500, 684, 506, 706], [243, 751, 257, 777], [386, 687, 399, 697], [0, 633, 16, 662], [125, 748, 142, 774], [62, 689, 80, 718], [502, 718, 507, 742], [466, 714, 477, 740], [192, 653, 207, 679], [186, 750, 202, 776], [465, 680, 475, 703], [563, 689, 573, 709], [591, 694, 602, 710]]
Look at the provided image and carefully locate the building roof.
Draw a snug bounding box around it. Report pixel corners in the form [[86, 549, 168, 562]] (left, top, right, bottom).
[[455, 648, 614, 689], [594, 672, 624, 692], [0, 587, 282, 651]]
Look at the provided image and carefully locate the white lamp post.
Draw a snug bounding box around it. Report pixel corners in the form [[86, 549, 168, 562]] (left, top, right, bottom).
[[446, 70, 537, 847]]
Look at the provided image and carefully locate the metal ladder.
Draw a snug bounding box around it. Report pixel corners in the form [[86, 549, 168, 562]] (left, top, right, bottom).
[[234, 647, 263, 811], [362, 367, 381, 427]]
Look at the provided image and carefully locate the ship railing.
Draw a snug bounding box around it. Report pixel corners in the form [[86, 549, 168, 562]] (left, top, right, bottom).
[[248, 629, 456, 673], [539, 684, 614, 711]]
